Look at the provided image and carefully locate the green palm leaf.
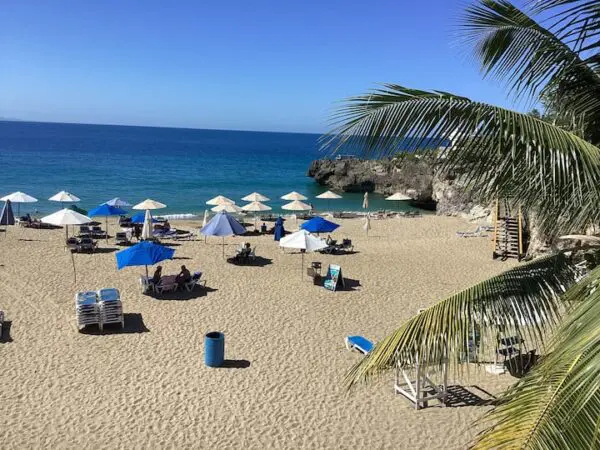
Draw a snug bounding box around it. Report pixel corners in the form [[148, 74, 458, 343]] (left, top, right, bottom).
[[322, 85, 600, 234], [462, 0, 600, 142], [472, 267, 600, 449], [345, 253, 576, 388]]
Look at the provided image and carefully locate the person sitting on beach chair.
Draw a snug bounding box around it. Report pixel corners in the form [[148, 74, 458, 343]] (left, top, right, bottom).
[[151, 266, 162, 287], [237, 242, 251, 258], [176, 265, 192, 288]]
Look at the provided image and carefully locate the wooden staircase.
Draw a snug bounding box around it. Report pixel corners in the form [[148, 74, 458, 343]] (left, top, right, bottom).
[[492, 199, 525, 261]]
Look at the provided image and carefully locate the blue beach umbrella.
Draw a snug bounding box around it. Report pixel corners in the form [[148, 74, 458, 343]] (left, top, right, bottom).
[[105, 197, 132, 208], [89, 203, 129, 241], [0, 200, 15, 237], [300, 216, 340, 234], [89, 204, 128, 218], [274, 216, 286, 242], [131, 212, 159, 224], [200, 211, 246, 257], [115, 241, 175, 277]]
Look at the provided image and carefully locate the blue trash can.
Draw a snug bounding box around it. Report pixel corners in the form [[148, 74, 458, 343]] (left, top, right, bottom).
[[205, 331, 225, 367]]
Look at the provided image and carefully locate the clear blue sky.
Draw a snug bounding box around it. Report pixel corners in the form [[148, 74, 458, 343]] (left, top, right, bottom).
[[0, 0, 523, 133]]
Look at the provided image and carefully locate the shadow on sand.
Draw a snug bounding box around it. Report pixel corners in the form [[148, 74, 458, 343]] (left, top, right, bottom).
[[226, 256, 273, 267], [79, 313, 150, 335], [218, 359, 251, 369], [443, 385, 496, 407], [152, 286, 218, 301]]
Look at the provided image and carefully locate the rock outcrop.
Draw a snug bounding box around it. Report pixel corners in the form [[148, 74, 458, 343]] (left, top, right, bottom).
[[307, 157, 434, 201], [308, 158, 491, 221]]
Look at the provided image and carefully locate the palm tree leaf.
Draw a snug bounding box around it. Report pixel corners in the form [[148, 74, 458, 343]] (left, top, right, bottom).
[[462, 0, 600, 143], [472, 267, 600, 449], [322, 85, 600, 234], [345, 253, 576, 389]]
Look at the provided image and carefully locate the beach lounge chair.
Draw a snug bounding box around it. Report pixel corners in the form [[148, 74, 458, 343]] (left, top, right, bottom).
[[115, 232, 131, 246], [91, 225, 106, 239], [66, 237, 79, 251], [140, 275, 155, 294], [155, 277, 177, 295], [77, 237, 97, 253], [184, 271, 206, 292], [79, 225, 92, 235], [324, 264, 345, 291], [75, 291, 100, 331], [97, 288, 124, 329], [345, 335, 374, 355]]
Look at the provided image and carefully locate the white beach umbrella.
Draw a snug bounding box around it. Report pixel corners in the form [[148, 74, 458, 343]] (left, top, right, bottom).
[[279, 229, 327, 278], [201, 209, 210, 243], [362, 192, 369, 209], [316, 190, 342, 200], [316, 190, 342, 212], [1, 191, 38, 215], [206, 195, 235, 206], [242, 201, 272, 229], [281, 200, 312, 211], [363, 214, 371, 235], [49, 190, 81, 204], [141, 209, 153, 240], [132, 199, 166, 210], [282, 200, 312, 224], [41, 208, 92, 282], [41, 208, 91, 228], [242, 192, 270, 202], [1, 191, 38, 203], [104, 197, 132, 207], [241, 201, 272, 212], [281, 191, 307, 201], [211, 203, 244, 213], [386, 192, 411, 211]]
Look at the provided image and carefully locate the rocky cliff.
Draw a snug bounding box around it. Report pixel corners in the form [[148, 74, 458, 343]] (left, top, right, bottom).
[[307, 158, 491, 221], [307, 158, 434, 201]]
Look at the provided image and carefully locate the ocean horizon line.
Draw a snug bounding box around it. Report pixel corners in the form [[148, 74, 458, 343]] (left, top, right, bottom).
[[0, 118, 324, 137]]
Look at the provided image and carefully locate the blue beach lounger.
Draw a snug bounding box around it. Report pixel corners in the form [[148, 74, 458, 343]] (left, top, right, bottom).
[[345, 335, 374, 355]]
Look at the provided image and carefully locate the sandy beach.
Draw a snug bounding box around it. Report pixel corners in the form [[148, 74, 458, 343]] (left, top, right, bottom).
[[0, 214, 518, 449]]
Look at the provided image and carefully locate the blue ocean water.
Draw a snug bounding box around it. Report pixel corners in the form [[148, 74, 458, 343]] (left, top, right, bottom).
[[0, 121, 417, 216]]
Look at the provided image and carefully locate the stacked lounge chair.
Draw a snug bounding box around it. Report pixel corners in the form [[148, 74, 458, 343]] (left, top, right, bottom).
[[75, 291, 101, 331], [75, 289, 124, 332], [97, 288, 124, 329]]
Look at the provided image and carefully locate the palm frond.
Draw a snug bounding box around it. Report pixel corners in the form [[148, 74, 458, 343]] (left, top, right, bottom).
[[462, 0, 600, 143], [345, 253, 576, 388], [472, 266, 600, 449], [322, 85, 600, 234]]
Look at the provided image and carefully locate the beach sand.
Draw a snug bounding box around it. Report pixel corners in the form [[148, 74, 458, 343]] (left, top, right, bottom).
[[0, 215, 518, 449]]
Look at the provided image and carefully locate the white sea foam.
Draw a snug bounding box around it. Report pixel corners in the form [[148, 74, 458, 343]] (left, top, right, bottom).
[[157, 213, 200, 220]]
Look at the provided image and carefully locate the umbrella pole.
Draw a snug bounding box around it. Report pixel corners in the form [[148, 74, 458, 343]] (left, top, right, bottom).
[[222, 237, 225, 258], [301, 251, 304, 279], [145, 265, 149, 278], [106, 217, 109, 243], [71, 250, 76, 283]]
